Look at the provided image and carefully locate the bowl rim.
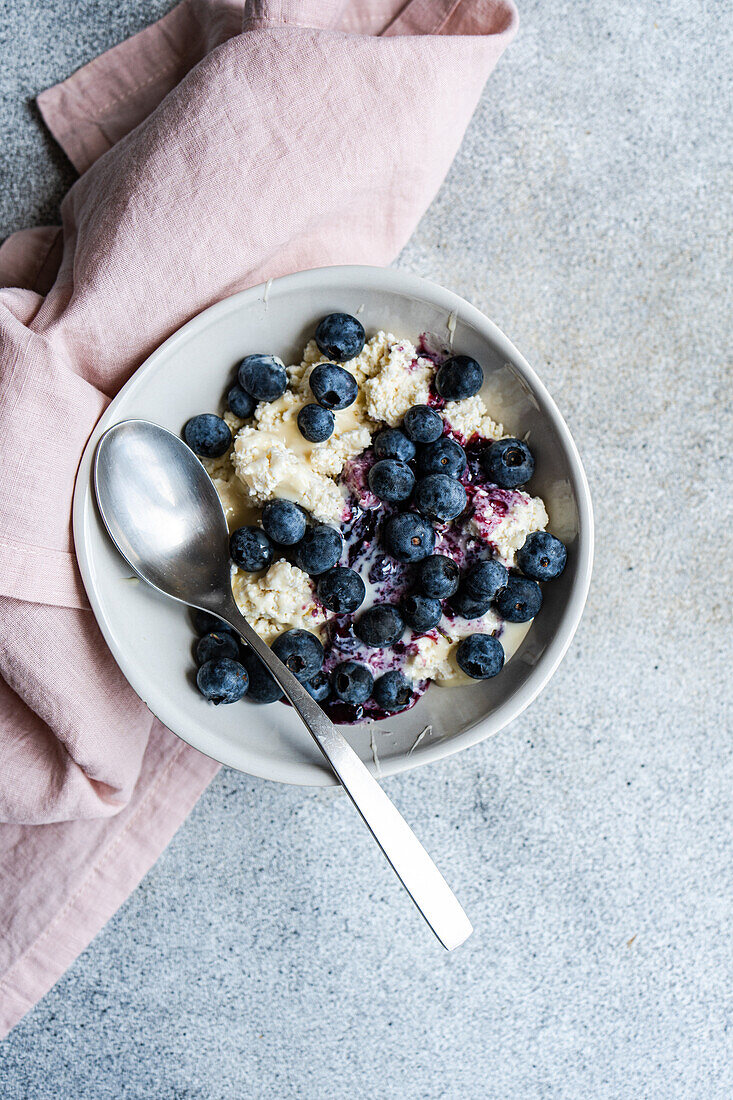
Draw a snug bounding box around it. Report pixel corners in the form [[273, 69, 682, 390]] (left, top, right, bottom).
[[73, 264, 594, 786]]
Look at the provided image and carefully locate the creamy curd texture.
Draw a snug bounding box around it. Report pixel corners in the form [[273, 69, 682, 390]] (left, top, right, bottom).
[[211, 333, 435, 523], [231, 560, 327, 643], [442, 394, 504, 444], [405, 616, 532, 685], [469, 487, 549, 567], [232, 427, 347, 524], [205, 330, 550, 691]]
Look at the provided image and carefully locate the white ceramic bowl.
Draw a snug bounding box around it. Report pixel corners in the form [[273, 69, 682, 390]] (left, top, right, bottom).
[[73, 265, 593, 786]]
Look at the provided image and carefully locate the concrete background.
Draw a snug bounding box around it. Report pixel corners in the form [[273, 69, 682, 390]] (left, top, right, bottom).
[[1, 1, 731, 1097]]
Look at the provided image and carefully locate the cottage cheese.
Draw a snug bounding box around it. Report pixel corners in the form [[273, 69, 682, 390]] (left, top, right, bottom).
[[231, 560, 328, 643], [254, 388, 374, 480], [228, 332, 435, 520], [289, 331, 434, 427], [292, 331, 414, 388], [360, 339, 433, 426], [232, 426, 346, 524], [406, 632, 456, 683], [469, 488, 548, 567], [442, 395, 504, 443], [405, 611, 532, 685]]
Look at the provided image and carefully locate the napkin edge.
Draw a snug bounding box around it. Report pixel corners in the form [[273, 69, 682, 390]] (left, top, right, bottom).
[[0, 730, 220, 1039]]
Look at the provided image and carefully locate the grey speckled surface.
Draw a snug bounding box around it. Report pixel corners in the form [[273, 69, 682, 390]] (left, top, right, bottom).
[[1, 2, 732, 1097]]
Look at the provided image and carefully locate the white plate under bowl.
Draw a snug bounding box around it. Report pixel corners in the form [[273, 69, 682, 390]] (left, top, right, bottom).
[[73, 265, 593, 786]]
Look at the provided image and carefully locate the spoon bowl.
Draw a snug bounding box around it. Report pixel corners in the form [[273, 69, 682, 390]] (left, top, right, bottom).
[[94, 419, 232, 605]]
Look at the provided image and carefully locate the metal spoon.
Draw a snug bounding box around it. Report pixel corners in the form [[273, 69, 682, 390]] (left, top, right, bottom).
[[93, 419, 472, 950]]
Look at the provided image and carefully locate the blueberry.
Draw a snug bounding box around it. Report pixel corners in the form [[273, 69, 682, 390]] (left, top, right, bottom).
[[417, 554, 460, 598], [293, 524, 343, 575], [303, 671, 331, 703], [416, 437, 467, 478], [271, 629, 324, 682], [309, 363, 358, 410], [368, 459, 415, 503], [196, 658, 249, 704], [240, 646, 284, 703], [192, 609, 237, 636], [403, 405, 443, 444], [481, 438, 534, 488], [230, 526, 274, 571], [195, 631, 239, 665], [450, 589, 493, 620], [227, 384, 255, 420], [462, 559, 508, 601], [316, 566, 366, 613], [373, 428, 416, 463], [315, 313, 365, 362], [435, 355, 484, 401], [261, 500, 307, 546], [237, 354, 288, 402], [184, 414, 232, 458], [383, 513, 436, 562], [297, 403, 335, 443], [355, 604, 405, 648], [331, 661, 373, 704], [494, 575, 543, 622], [516, 531, 567, 581], [400, 594, 442, 633], [372, 670, 412, 713], [455, 634, 504, 680], [414, 474, 467, 522]]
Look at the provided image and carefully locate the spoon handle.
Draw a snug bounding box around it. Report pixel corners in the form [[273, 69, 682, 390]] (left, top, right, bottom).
[[216, 599, 473, 951]]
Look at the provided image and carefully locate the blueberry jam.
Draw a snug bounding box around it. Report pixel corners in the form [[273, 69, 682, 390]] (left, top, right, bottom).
[[312, 485, 427, 722]]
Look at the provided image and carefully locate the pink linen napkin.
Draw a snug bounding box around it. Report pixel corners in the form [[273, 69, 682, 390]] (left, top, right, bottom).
[[0, 0, 517, 1036]]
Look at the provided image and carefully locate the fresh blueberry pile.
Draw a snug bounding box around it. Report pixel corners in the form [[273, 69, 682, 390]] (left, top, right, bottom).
[[326, 400, 542, 693], [190, 616, 282, 705], [182, 313, 364, 466], [182, 313, 569, 721]]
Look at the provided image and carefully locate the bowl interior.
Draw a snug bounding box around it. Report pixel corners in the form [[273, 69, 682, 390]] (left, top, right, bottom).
[[74, 266, 592, 785]]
